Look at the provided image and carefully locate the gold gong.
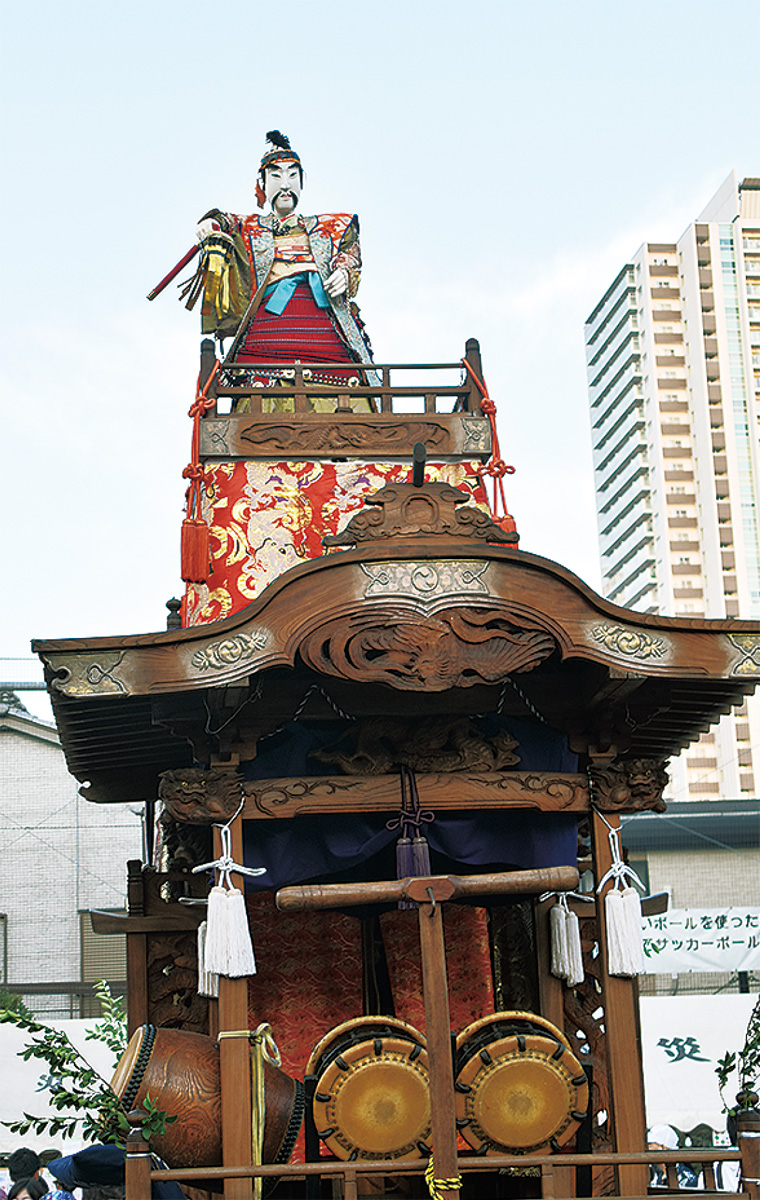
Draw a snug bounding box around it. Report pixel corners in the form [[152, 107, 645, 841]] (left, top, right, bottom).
[[455, 1015, 588, 1155], [307, 1017, 430, 1162]]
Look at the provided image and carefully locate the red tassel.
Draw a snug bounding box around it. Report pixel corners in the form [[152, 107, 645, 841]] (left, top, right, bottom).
[[181, 517, 210, 583]]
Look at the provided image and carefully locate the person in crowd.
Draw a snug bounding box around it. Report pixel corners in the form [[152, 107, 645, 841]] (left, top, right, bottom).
[[648, 1123, 703, 1189]]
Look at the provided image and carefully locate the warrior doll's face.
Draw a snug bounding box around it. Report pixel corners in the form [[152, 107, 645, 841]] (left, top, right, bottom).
[[265, 160, 302, 216]]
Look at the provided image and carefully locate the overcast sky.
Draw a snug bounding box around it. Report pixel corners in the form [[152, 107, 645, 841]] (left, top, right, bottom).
[[2, 0, 759, 720]]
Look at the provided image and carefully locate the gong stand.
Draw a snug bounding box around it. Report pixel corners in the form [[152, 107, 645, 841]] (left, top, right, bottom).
[[277, 864, 578, 1200]]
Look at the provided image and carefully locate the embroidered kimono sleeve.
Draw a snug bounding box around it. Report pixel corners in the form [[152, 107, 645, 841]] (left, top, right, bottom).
[[331, 214, 362, 299]]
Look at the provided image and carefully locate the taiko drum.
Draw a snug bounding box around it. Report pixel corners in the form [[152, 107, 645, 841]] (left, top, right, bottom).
[[111, 1024, 303, 1169], [454, 1011, 589, 1156], [306, 1017, 431, 1162]]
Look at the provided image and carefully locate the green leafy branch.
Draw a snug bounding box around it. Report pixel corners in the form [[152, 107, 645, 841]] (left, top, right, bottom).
[[0, 983, 175, 1144], [716, 993, 760, 1112]]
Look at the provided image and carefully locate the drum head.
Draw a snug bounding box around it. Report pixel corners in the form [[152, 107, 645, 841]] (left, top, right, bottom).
[[311, 1023, 430, 1162], [306, 1016, 425, 1080], [455, 1031, 588, 1155], [455, 1011, 572, 1062], [111, 1024, 156, 1112]]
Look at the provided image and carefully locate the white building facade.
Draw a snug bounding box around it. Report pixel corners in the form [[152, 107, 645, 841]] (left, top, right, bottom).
[[0, 690, 142, 1016], [585, 173, 760, 801]]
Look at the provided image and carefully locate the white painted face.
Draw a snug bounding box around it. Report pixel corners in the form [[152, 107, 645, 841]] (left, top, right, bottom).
[[264, 159, 302, 217]]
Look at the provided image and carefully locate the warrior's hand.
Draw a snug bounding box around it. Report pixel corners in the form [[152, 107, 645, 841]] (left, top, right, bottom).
[[197, 217, 222, 243], [324, 267, 349, 298]]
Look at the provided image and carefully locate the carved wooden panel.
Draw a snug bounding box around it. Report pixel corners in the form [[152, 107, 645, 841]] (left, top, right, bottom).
[[146, 929, 209, 1032], [563, 913, 615, 1194], [243, 770, 589, 819], [588, 757, 668, 813], [299, 607, 557, 691], [159, 767, 243, 823], [323, 481, 515, 547], [199, 414, 491, 459]]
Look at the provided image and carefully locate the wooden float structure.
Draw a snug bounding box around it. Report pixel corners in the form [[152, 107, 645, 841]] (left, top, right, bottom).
[[34, 340, 760, 1198]]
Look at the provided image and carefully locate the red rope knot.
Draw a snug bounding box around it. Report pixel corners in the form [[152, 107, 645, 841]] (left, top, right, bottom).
[[479, 397, 497, 416], [182, 463, 205, 482], [479, 458, 515, 479]]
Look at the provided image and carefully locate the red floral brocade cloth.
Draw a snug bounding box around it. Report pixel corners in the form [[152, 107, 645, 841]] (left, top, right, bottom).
[[245, 893, 493, 1162], [185, 461, 490, 625]]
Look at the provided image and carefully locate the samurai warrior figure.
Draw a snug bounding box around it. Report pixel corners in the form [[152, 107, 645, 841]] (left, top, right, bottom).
[[186, 130, 374, 410]]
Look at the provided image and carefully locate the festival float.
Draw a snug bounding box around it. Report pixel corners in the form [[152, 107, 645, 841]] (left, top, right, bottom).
[[34, 133, 760, 1198]]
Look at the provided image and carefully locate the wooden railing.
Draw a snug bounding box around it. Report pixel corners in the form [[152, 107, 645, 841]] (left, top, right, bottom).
[[199, 336, 487, 416], [125, 1134, 754, 1200]]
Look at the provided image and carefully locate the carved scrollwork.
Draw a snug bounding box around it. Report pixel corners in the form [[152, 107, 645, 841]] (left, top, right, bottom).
[[591, 623, 666, 659], [191, 630, 268, 671], [299, 607, 557, 692], [323, 481, 517, 547], [158, 767, 243, 824], [588, 757, 668, 813], [240, 419, 450, 453]]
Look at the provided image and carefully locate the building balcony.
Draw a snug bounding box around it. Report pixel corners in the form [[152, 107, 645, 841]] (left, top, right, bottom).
[[702, 313, 717, 335], [657, 376, 687, 389], [660, 422, 691, 435], [656, 355, 685, 367], [673, 587, 704, 598], [699, 268, 713, 288], [703, 337, 719, 357], [662, 446, 693, 458], [649, 263, 679, 277], [668, 516, 698, 528], [653, 308, 682, 321], [666, 493, 697, 505], [672, 562, 702, 575]]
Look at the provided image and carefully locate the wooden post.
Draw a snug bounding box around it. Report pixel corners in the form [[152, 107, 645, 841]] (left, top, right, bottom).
[[737, 1108, 760, 1199], [592, 810, 648, 1198], [215, 816, 254, 1200], [125, 1108, 153, 1200], [410, 878, 460, 1200], [126, 861, 148, 1036]]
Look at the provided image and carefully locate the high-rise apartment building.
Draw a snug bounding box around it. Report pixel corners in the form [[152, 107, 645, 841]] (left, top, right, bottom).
[[585, 172, 760, 801]]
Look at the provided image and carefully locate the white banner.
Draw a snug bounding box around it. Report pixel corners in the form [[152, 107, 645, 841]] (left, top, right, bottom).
[[642, 906, 760, 974], [641, 994, 757, 1134]]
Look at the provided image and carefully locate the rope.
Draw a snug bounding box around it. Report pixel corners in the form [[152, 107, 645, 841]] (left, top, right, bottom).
[[250, 1022, 281, 1200], [191, 796, 265, 889], [592, 807, 646, 895], [425, 1157, 463, 1199], [460, 357, 516, 533], [183, 358, 221, 520]]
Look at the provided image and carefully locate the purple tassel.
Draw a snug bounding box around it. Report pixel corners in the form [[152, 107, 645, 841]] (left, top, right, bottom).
[[411, 836, 431, 877], [396, 837, 415, 879], [387, 768, 434, 908]]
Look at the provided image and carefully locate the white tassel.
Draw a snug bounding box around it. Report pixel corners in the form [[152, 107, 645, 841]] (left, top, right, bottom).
[[190, 805, 267, 981], [621, 886, 644, 974], [550, 901, 569, 979], [565, 908, 585, 987], [203, 885, 231, 976], [224, 887, 257, 977], [197, 920, 220, 998], [605, 886, 642, 976], [204, 885, 257, 978], [594, 810, 647, 978]]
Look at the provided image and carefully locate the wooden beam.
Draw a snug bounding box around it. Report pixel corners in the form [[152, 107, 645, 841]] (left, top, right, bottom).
[[243, 770, 589, 819]]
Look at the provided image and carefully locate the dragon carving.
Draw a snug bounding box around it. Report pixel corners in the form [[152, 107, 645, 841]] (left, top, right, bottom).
[[589, 758, 668, 813], [310, 716, 520, 776], [158, 767, 243, 824]]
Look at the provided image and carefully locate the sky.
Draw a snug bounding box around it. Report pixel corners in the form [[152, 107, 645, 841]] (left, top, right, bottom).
[[2, 0, 759, 721]]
